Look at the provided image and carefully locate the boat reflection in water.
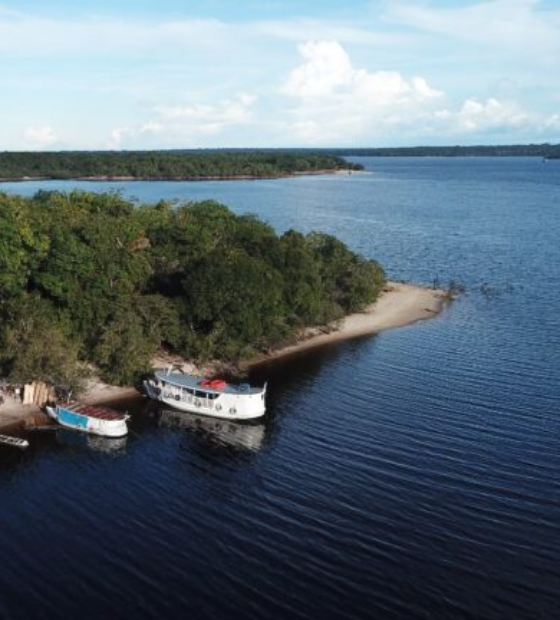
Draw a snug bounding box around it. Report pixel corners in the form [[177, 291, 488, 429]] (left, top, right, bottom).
[[55, 428, 128, 453], [158, 408, 266, 452]]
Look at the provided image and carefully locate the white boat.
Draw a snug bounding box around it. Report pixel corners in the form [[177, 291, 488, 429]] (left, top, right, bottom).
[[143, 370, 266, 420], [46, 403, 129, 438], [0, 434, 29, 449]]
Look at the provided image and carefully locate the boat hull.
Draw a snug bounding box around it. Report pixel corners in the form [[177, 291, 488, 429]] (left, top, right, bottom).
[[46, 406, 129, 438], [144, 378, 266, 420]]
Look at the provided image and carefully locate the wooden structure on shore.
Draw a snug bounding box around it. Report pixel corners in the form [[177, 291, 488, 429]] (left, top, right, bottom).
[[22, 382, 55, 408]]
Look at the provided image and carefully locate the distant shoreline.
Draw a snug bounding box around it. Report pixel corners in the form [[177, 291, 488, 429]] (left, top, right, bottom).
[[0, 169, 353, 184]]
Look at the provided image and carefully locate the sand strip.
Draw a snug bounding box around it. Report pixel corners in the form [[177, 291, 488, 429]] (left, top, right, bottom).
[[244, 282, 446, 367], [0, 397, 41, 434]]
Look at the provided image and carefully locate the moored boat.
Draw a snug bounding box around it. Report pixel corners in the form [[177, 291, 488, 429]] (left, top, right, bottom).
[[143, 370, 266, 420], [46, 403, 129, 438]]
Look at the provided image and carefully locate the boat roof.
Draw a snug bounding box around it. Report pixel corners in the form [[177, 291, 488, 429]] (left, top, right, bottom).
[[154, 370, 263, 395], [61, 404, 127, 421]]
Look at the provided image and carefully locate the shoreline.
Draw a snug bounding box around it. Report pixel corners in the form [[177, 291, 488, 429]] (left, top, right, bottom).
[[0, 281, 446, 431], [0, 399, 44, 435], [78, 281, 446, 403], [0, 169, 356, 184], [243, 281, 446, 368]]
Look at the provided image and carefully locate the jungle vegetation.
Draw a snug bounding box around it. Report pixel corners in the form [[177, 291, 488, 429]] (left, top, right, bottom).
[[0, 151, 361, 180], [0, 191, 385, 389]]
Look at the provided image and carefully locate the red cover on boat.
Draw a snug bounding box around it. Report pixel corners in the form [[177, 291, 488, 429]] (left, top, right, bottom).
[[72, 404, 125, 420], [200, 379, 227, 390]]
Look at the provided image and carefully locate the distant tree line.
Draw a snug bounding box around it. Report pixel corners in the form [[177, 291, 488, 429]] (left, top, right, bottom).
[[321, 144, 560, 158], [0, 191, 385, 388], [0, 151, 361, 180]]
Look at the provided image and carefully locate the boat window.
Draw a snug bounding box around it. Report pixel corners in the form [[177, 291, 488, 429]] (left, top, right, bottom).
[[193, 390, 218, 400]]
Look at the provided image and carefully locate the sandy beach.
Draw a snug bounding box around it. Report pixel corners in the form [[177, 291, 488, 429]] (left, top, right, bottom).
[[0, 398, 41, 434], [244, 282, 446, 367], [0, 168, 355, 184], [0, 281, 446, 431]]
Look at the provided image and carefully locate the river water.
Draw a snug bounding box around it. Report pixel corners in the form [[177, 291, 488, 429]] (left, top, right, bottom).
[[1, 158, 559, 619]]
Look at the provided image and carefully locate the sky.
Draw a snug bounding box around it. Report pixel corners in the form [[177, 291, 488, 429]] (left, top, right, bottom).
[[1, 0, 559, 150]]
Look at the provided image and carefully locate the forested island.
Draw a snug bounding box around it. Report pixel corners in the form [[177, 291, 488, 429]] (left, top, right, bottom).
[[0, 151, 360, 181], [0, 191, 385, 391]]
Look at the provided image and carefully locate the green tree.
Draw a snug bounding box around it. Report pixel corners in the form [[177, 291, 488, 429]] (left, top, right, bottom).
[[0, 295, 88, 394]]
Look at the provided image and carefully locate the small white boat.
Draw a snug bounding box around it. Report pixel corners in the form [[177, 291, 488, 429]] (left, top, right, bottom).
[[144, 370, 266, 420], [46, 403, 129, 438], [0, 434, 29, 449]]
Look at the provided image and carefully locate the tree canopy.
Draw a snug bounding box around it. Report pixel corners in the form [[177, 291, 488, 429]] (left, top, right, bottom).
[[0, 151, 361, 180], [0, 191, 385, 387]]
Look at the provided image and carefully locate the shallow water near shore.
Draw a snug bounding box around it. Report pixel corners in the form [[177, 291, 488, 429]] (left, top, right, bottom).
[[1, 157, 560, 619]]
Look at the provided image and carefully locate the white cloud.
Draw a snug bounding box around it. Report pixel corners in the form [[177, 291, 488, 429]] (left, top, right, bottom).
[[110, 94, 257, 148], [0, 11, 230, 57], [385, 0, 560, 60], [284, 41, 442, 102], [545, 114, 560, 131], [435, 98, 531, 132], [276, 40, 560, 144], [283, 41, 354, 97], [23, 125, 57, 149], [0, 9, 415, 58], [109, 122, 163, 149], [253, 18, 390, 45], [281, 40, 443, 143], [157, 93, 256, 124]]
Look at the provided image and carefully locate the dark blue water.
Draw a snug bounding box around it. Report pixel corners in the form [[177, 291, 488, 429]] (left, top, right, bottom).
[[2, 158, 559, 619]]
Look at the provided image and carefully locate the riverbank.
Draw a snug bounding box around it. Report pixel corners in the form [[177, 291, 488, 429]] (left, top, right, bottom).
[[0, 397, 42, 434], [0, 169, 353, 183], [244, 282, 446, 367], [0, 281, 446, 429], [81, 281, 446, 401]]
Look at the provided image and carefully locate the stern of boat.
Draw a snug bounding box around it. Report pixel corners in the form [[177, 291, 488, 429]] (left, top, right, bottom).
[[45, 405, 58, 421], [143, 379, 161, 401]]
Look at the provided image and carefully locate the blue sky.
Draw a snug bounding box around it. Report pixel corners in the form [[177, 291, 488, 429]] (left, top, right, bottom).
[[1, 0, 559, 149]]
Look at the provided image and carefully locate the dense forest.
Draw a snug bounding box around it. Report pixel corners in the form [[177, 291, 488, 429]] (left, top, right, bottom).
[[0, 191, 385, 390], [0, 151, 360, 180]]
